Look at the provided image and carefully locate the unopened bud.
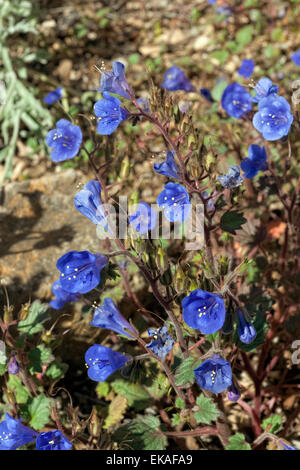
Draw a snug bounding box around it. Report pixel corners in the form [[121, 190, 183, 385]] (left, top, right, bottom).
[[219, 256, 229, 276], [129, 190, 139, 206], [89, 406, 101, 438], [5, 390, 15, 406], [19, 303, 30, 321], [204, 152, 216, 171], [3, 306, 13, 325], [142, 252, 149, 264], [187, 133, 196, 149], [119, 156, 130, 179], [41, 330, 52, 344], [189, 163, 200, 179], [8, 355, 19, 375], [156, 247, 168, 272], [227, 379, 240, 402], [174, 265, 188, 293], [180, 115, 190, 133]]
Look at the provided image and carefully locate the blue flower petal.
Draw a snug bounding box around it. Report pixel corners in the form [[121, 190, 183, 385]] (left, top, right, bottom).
[[194, 354, 232, 394], [182, 289, 225, 334]]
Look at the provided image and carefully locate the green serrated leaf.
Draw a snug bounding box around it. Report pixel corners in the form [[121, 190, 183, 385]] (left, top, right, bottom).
[[114, 415, 167, 450], [220, 211, 246, 235], [226, 433, 251, 450], [175, 397, 185, 409], [171, 413, 183, 426], [175, 357, 195, 386], [18, 300, 50, 336], [23, 394, 51, 430], [262, 414, 282, 434], [194, 395, 220, 424], [46, 359, 68, 380]]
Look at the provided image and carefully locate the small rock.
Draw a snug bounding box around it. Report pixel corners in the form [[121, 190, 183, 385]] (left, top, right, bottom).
[[55, 59, 73, 82], [139, 45, 161, 58], [193, 35, 211, 51]]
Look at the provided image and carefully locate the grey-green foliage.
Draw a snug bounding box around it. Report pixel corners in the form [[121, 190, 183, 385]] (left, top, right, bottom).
[[0, 0, 53, 185]]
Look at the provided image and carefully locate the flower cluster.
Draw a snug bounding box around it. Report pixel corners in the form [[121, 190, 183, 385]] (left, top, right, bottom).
[[42, 52, 298, 449]]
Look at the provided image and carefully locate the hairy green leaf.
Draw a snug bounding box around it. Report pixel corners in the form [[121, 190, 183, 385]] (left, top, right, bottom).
[[226, 433, 251, 450], [220, 211, 247, 235], [175, 357, 195, 386], [194, 395, 220, 424]]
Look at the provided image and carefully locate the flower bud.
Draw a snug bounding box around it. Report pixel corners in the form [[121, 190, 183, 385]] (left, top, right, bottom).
[[8, 355, 19, 375], [41, 330, 52, 344], [174, 265, 188, 293], [219, 256, 229, 276], [19, 303, 30, 321], [189, 163, 200, 179], [237, 309, 256, 344], [180, 114, 190, 133], [227, 378, 240, 402], [3, 306, 13, 325], [187, 133, 197, 150], [156, 247, 168, 272], [89, 406, 101, 438], [204, 152, 216, 172], [5, 390, 15, 406], [119, 156, 130, 179]]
